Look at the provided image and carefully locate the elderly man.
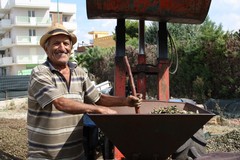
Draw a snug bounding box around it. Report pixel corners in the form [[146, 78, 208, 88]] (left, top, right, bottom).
[[27, 23, 142, 159]]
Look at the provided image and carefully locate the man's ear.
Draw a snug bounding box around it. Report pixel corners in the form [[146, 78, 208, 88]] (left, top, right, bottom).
[[43, 46, 49, 54], [43, 46, 47, 52]]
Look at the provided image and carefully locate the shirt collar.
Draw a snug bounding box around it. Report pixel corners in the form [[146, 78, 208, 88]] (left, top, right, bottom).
[[44, 58, 77, 72]]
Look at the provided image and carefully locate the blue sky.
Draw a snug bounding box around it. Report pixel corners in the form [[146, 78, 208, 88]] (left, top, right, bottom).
[[53, 0, 240, 45]]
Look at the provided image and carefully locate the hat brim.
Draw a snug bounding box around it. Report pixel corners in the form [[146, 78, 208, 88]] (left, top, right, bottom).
[[40, 31, 77, 48]]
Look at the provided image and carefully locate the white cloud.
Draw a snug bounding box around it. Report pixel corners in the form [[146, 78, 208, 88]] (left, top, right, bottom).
[[101, 19, 116, 28], [76, 32, 93, 45], [221, 13, 240, 31], [86, 19, 116, 33], [223, 0, 240, 8], [209, 0, 240, 32]]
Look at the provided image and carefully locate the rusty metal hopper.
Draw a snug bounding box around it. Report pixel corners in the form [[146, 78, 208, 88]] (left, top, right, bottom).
[[88, 100, 214, 160], [87, 0, 212, 24]]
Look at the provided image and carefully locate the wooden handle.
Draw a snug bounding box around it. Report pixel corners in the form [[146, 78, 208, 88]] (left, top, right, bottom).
[[124, 56, 140, 114]]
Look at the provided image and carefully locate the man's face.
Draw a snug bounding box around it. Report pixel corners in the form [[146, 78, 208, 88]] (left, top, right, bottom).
[[45, 34, 72, 66]]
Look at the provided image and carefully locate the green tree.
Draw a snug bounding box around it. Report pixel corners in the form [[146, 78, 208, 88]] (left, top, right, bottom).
[[125, 20, 139, 40], [113, 20, 139, 48], [169, 18, 225, 102], [74, 47, 115, 83], [145, 17, 240, 102], [145, 21, 158, 45]]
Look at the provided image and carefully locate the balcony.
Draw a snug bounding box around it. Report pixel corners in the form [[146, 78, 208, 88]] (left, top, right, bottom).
[[50, 2, 76, 14], [36, 17, 52, 26], [0, 19, 11, 28], [0, 0, 10, 10], [0, 55, 46, 67], [0, 36, 41, 47], [0, 19, 11, 36], [5, 0, 51, 9], [15, 16, 51, 26], [0, 38, 12, 49], [15, 55, 46, 64], [15, 36, 40, 45], [63, 22, 77, 32], [0, 57, 13, 66]]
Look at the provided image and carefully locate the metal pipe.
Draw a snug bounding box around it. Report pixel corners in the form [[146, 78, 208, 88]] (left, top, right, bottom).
[[139, 20, 145, 55], [116, 19, 125, 57], [157, 22, 168, 59]]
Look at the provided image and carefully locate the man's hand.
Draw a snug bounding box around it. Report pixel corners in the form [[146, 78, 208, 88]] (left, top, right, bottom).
[[127, 93, 143, 107]]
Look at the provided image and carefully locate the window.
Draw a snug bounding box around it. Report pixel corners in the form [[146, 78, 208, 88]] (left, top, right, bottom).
[[63, 16, 68, 22], [29, 29, 36, 36], [50, 14, 52, 21], [1, 67, 7, 76], [28, 10, 35, 17]]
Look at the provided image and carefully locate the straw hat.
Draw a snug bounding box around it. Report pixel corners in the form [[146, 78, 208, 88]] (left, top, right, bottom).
[[40, 23, 77, 48]]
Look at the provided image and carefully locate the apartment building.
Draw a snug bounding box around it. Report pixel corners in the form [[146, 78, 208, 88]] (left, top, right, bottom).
[[0, 0, 77, 76]]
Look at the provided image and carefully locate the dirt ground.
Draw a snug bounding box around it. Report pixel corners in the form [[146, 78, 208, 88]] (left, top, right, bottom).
[[0, 118, 27, 160], [0, 98, 240, 160], [0, 98, 28, 160]]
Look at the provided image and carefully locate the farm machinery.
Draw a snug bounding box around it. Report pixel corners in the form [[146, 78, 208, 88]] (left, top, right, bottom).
[[85, 0, 215, 159]]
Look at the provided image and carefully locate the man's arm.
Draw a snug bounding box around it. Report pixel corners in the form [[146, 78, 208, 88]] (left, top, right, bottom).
[[53, 94, 142, 114], [52, 97, 117, 114], [96, 94, 142, 107]]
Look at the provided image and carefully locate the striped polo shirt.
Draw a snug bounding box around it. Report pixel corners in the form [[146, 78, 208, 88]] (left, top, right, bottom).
[[27, 60, 101, 160]]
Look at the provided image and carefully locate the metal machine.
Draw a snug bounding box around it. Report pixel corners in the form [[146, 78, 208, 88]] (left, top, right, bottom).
[[86, 0, 213, 159], [89, 101, 214, 160]]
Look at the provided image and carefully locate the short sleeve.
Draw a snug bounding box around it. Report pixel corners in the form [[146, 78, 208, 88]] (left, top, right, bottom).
[[28, 66, 63, 108]]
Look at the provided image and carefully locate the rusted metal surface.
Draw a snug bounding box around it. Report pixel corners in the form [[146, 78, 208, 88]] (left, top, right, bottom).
[[114, 20, 126, 97], [158, 60, 170, 101], [87, 0, 212, 24], [88, 101, 214, 159], [114, 57, 126, 97], [137, 55, 147, 99]]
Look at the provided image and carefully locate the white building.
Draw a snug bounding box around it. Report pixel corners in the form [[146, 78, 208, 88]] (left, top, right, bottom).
[[0, 0, 77, 75]]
